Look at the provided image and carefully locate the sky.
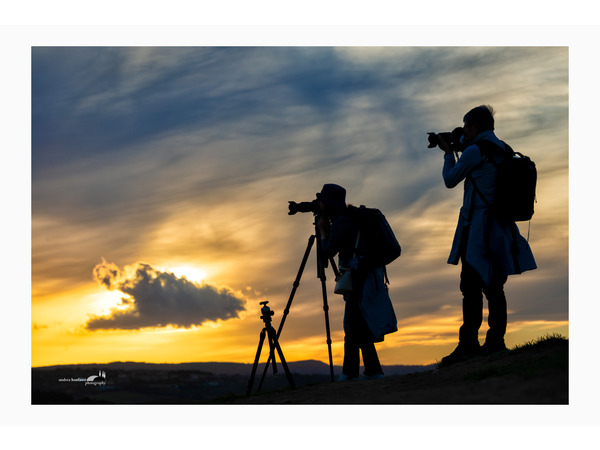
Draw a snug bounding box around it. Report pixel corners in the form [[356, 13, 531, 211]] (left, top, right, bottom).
[[29, 46, 570, 368]]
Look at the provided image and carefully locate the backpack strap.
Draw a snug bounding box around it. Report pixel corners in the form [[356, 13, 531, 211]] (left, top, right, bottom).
[[466, 158, 486, 222], [466, 139, 512, 215], [474, 139, 513, 166]]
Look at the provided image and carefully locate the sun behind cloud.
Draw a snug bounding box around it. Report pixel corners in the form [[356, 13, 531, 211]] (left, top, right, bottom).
[[165, 265, 209, 284], [87, 259, 247, 331]]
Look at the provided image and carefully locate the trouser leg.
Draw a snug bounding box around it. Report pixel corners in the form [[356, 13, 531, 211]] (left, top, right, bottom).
[[343, 340, 360, 378], [361, 343, 383, 376], [459, 262, 483, 347], [343, 298, 362, 378], [484, 273, 508, 347], [343, 287, 379, 377]]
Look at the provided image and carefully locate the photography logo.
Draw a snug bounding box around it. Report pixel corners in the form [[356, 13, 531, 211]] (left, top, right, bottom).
[[58, 370, 107, 386]]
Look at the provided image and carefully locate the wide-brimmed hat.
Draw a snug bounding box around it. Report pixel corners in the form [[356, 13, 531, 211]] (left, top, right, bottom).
[[316, 183, 346, 210]]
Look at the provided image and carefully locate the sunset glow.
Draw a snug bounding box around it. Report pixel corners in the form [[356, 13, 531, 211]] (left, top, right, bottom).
[[31, 46, 569, 369]]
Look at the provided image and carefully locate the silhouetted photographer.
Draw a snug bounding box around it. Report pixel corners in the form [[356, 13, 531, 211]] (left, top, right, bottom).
[[315, 184, 398, 380], [433, 105, 537, 366]]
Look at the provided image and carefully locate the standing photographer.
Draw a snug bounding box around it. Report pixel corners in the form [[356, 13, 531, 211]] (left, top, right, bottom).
[[316, 184, 389, 381], [436, 105, 536, 366]]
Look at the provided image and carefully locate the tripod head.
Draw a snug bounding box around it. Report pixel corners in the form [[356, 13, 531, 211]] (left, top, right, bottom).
[[259, 301, 274, 326]]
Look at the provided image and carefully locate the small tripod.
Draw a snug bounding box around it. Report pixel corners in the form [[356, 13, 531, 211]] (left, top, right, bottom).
[[246, 301, 296, 397]]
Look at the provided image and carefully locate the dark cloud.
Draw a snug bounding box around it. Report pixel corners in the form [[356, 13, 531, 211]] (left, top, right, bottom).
[[87, 259, 246, 330]]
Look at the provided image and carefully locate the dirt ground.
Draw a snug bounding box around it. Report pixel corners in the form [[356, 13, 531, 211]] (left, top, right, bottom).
[[231, 339, 568, 404]]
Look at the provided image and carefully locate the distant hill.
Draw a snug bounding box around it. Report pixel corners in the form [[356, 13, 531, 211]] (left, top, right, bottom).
[[34, 359, 433, 377]]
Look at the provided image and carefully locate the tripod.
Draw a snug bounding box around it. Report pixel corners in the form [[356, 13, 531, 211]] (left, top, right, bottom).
[[255, 217, 339, 391], [246, 301, 295, 396]]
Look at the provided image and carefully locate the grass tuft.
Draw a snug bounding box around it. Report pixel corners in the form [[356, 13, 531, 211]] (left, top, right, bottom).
[[510, 333, 567, 352]]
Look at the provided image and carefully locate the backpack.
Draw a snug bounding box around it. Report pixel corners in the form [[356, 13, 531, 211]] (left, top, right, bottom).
[[347, 205, 401, 268], [471, 140, 537, 222]]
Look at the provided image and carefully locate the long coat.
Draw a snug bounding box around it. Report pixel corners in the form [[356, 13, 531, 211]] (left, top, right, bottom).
[[322, 212, 397, 342], [443, 130, 537, 286], [358, 266, 398, 341]]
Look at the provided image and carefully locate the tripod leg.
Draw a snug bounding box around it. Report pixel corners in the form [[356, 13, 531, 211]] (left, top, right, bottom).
[[257, 234, 315, 390], [320, 276, 335, 382], [277, 235, 315, 338], [329, 256, 340, 278], [316, 227, 335, 382], [268, 326, 295, 390], [246, 329, 266, 397], [257, 330, 279, 392], [268, 332, 278, 375]]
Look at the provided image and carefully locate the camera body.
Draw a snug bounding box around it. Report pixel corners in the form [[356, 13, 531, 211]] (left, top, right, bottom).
[[427, 127, 466, 152]]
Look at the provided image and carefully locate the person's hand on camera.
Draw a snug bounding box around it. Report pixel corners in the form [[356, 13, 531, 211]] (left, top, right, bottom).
[[437, 134, 453, 154]]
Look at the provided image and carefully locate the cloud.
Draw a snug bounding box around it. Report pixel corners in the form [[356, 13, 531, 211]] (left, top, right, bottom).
[[87, 259, 246, 330]]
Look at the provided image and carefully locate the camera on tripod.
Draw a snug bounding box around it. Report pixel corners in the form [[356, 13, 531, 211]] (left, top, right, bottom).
[[252, 184, 341, 387], [427, 127, 466, 152]]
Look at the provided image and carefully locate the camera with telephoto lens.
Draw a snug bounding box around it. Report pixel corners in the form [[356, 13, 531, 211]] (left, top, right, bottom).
[[288, 199, 322, 216], [427, 127, 466, 152]]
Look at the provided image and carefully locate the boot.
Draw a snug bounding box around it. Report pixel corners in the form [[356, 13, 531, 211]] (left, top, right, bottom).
[[440, 341, 480, 366], [481, 338, 507, 355]]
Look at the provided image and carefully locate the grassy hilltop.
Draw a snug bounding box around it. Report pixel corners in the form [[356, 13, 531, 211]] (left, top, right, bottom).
[[231, 334, 568, 404]]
